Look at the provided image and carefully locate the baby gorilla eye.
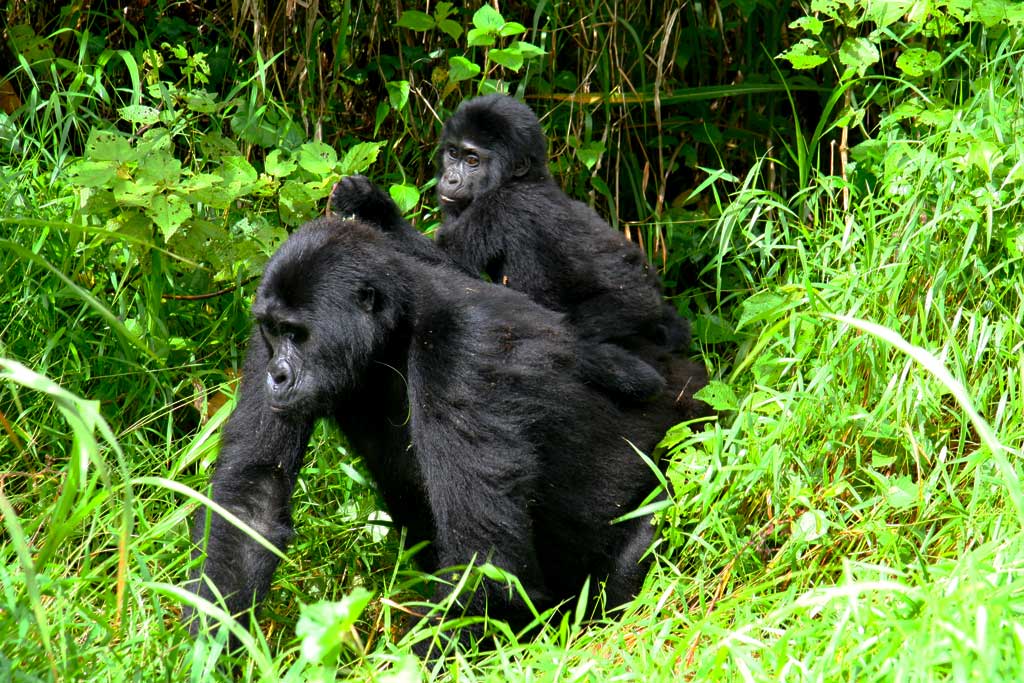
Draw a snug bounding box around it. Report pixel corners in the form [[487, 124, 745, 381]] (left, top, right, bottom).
[[465, 153, 480, 167]]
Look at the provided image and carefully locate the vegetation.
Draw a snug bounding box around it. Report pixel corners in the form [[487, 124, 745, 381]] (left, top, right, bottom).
[[2, 1, 1022, 680]]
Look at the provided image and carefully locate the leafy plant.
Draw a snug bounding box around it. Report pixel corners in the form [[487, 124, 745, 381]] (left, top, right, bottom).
[[396, 3, 546, 98]]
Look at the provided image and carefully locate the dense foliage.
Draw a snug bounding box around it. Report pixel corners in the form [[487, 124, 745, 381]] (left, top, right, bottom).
[[2, 1, 1023, 681]]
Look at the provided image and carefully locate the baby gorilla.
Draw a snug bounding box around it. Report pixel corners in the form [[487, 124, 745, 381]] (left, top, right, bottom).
[[186, 217, 699, 658], [330, 94, 702, 406]]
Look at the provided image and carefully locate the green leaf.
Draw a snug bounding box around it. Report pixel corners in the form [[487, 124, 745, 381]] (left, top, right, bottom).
[[473, 5, 504, 30], [590, 175, 612, 204], [791, 509, 830, 543], [279, 180, 320, 226], [389, 184, 421, 214], [85, 130, 135, 163], [218, 156, 259, 192], [693, 380, 739, 412], [374, 101, 389, 136], [499, 21, 527, 37], [489, 48, 524, 72], [385, 80, 410, 111], [297, 141, 338, 177], [7, 24, 54, 63], [136, 149, 182, 186], [179, 173, 220, 195], [778, 39, 828, 70], [866, 0, 916, 28], [437, 18, 463, 41], [340, 141, 384, 176], [264, 149, 297, 178], [376, 655, 422, 683], [435, 2, 455, 21], [112, 178, 159, 207], [575, 140, 605, 170], [199, 131, 241, 161], [882, 475, 918, 511], [118, 104, 161, 125], [477, 563, 516, 582], [396, 10, 435, 31], [296, 589, 373, 665], [896, 48, 942, 77], [789, 16, 824, 35], [838, 37, 879, 76], [736, 290, 791, 330], [67, 161, 119, 189], [467, 27, 497, 47], [146, 193, 192, 241], [511, 40, 546, 59], [448, 55, 481, 82], [184, 89, 222, 114]]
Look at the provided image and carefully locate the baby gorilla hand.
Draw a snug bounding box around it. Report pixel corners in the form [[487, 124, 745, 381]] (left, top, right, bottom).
[[328, 175, 402, 230]]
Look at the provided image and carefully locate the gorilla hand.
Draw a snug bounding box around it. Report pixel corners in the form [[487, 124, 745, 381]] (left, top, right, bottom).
[[328, 175, 403, 231]]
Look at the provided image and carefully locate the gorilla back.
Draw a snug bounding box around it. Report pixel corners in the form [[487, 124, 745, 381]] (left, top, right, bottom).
[[187, 217, 695, 654]]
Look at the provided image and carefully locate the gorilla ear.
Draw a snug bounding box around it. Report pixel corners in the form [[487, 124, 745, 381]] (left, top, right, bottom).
[[356, 285, 377, 312], [512, 158, 531, 177]]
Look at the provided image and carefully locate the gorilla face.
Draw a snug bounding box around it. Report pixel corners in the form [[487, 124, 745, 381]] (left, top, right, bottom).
[[435, 94, 550, 216], [254, 310, 308, 413], [248, 220, 401, 418], [437, 139, 492, 210]]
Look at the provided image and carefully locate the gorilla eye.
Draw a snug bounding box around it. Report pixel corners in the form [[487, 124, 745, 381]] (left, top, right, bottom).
[[260, 319, 306, 343], [465, 153, 479, 167], [280, 325, 307, 343], [447, 146, 459, 159]]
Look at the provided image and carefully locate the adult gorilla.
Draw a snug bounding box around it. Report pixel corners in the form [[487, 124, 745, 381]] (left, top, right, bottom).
[[330, 94, 701, 405], [185, 217, 701, 658]]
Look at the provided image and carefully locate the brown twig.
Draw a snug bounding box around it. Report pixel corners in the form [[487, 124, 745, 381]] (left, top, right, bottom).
[[161, 276, 258, 301], [0, 408, 23, 451]]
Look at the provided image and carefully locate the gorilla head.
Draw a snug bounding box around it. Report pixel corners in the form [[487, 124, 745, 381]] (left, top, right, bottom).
[[248, 222, 409, 418], [436, 94, 550, 215]]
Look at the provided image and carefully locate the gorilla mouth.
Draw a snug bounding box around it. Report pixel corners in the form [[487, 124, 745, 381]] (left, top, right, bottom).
[[439, 194, 457, 205]]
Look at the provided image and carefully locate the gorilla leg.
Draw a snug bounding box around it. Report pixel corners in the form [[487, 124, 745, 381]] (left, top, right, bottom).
[[601, 515, 657, 609], [576, 340, 666, 401]]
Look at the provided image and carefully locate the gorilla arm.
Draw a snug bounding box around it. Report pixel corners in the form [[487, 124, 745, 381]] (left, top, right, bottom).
[[186, 330, 314, 631], [328, 175, 453, 268]]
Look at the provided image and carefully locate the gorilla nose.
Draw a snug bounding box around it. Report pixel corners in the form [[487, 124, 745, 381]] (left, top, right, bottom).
[[267, 362, 293, 393]]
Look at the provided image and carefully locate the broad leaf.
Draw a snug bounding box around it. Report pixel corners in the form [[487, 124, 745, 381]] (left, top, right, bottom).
[[147, 193, 192, 241], [489, 48, 524, 72], [340, 141, 384, 176], [389, 184, 420, 214], [448, 56, 481, 82], [396, 10, 434, 31]]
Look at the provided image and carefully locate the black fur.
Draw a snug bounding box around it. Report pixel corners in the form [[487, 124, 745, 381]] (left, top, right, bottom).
[[186, 217, 705, 657], [329, 94, 704, 406]]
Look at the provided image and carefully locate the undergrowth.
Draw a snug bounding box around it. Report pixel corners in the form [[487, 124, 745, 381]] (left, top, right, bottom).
[[2, 2, 1023, 682]]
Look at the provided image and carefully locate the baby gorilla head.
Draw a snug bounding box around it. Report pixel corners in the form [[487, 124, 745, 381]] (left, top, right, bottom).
[[436, 94, 550, 215]]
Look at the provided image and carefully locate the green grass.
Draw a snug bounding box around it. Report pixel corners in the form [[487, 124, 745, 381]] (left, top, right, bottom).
[[3, 6, 1024, 683]]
